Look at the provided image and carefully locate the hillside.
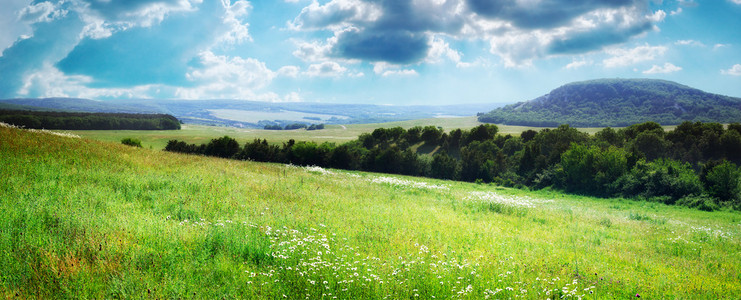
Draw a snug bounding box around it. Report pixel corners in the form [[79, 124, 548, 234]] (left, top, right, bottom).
[[478, 79, 741, 127], [2, 123, 740, 298]]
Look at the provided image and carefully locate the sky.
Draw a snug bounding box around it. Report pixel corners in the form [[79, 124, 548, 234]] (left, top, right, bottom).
[[0, 0, 740, 105]]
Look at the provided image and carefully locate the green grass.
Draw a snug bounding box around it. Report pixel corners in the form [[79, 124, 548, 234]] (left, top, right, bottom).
[[58, 116, 655, 150], [2, 125, 739, 298]]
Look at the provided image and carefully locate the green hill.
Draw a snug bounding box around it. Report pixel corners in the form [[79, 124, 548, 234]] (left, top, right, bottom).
[[479, 79, 741, 127], [1, 123, 740, 298]]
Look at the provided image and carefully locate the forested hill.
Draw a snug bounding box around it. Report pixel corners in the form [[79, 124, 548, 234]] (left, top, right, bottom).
[[478, 79, 741, 127]]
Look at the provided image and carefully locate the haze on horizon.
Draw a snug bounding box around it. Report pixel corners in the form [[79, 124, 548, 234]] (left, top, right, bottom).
[[1, 0, 740, 106]]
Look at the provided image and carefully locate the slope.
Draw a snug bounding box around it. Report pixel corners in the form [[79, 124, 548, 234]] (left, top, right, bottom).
[[479, 78, 741, 127], [1, 123, 740, 298]]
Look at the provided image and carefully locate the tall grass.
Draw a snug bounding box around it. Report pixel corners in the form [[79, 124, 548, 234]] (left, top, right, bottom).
[[1, 125, 739, 298]]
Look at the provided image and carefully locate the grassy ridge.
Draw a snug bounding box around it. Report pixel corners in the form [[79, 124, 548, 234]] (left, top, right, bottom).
[[1, 125, 740, 298]]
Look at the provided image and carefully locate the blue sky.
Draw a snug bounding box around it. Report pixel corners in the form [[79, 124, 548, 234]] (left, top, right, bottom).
[[1, 0, 740, 105]]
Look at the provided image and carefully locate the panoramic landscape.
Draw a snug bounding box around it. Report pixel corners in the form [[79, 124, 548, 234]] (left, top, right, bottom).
[[2, 0, 741, 299]]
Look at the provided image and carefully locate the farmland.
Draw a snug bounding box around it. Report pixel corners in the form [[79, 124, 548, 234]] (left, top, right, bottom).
[[1, 123, 739, 298], [59, 117, 647, 150]]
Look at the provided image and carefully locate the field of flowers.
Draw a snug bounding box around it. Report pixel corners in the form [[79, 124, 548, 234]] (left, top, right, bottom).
[[1, 124, 740, 298]]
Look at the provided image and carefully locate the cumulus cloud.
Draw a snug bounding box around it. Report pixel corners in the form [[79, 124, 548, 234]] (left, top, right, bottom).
[[642, 62, 682, 74], [216, 0, 252, 45], [176, 51, 277, 99], [466, 0, 638, 29], [333, 29, 429, 64], [55, 0, 249, 87], [426, 36, 473, 67], [18, 1, 68, 23], [304, 61, 347, 77], [278, 65, 301, 78], [18, 63, 161, 99], [721, 64, 741, 76], [291, 0, 465, 65], [0, 10, 85, 98], [290, 0, 382, 30], [287, 0, 666, 68], [730, 0, 741, 5], [0, 0, 268, 99], [373, 62, 418, 77], [603, 44, 667, 67]]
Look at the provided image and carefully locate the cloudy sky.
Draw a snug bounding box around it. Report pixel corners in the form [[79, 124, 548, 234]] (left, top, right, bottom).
[[1, 0, 740, 105]]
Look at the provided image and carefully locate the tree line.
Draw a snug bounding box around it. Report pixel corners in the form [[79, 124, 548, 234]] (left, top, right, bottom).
[[164, 121, 741, 211], [264, 123, 325, 130], [0, 110, 181, 130]]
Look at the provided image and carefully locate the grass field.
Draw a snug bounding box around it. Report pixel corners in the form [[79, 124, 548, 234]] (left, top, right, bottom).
[[58, 117, 636, 150], [2, 124, 739, 298]]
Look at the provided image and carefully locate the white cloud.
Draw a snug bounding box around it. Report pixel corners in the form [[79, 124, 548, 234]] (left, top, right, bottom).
[[603, 44, 667, 67], [278, 65, 301, 78], [647, 10, 666, 22], [730, 0, 741, 5], [18, 1, 67, 23], [292, 39, 333, 62], [675, 39, 704, 47], [714, 43, 731, 50], [642, 62, 682, 74], [373, 62, 418, 77], [425, 36, 474, 67], [487, 31, 547, 68], [18, 64, 160, 99], [721, 64, 741, 76], [177, 51, 277, 99], [565, 59, 593, 69], [304, 61, 347, 77], [477, 6, 662, 67], [215, 0, 252, 45], [289, 0, 382, 30], [670, 7, 683, 15]]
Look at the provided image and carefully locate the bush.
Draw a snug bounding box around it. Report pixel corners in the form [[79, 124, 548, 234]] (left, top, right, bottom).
[[677, 194, 719, 212], [703, 161, 741, 203], [559, 144, 628, 196], [121, 138, 142, 148], [615, 159, 702, 203]]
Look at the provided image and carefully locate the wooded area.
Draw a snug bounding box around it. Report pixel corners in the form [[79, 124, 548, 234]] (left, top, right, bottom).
[[0, 110, 181, 130], [164, 121, 741, 210]]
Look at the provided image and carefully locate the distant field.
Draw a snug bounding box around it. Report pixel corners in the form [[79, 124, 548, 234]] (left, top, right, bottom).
[[2, 125, 739, 298], [209, 109, 350, 123], [59, 116, 675, 149]]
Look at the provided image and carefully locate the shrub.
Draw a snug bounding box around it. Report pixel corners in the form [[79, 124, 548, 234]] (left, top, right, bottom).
[[121, 137, 142, 148], [560, 144, 628, 196], [677, 194, 719, 212], [703, 161, 741, 203], [616, 159, 702, 203]]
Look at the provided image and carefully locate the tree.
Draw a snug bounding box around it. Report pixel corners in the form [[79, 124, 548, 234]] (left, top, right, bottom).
[[703, 161, 741, 202], [205, 136, 240, 158], [421, 126, 443, 145], [630, 131, 670, 161], [466, 124, 499, 144], [431, 152, 460, 180], [560, 144, 628, 196], [595, 127, 623, 147]]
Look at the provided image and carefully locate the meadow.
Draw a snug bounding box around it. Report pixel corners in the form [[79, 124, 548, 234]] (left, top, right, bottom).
[[60, 116, 639, 150], [2, 124, 739, 298]]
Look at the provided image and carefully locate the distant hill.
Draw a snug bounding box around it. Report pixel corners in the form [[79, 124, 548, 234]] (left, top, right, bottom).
[[0, 98, 504, 128], [478, 79, 741, 127], [0, 98, 162, 114]]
